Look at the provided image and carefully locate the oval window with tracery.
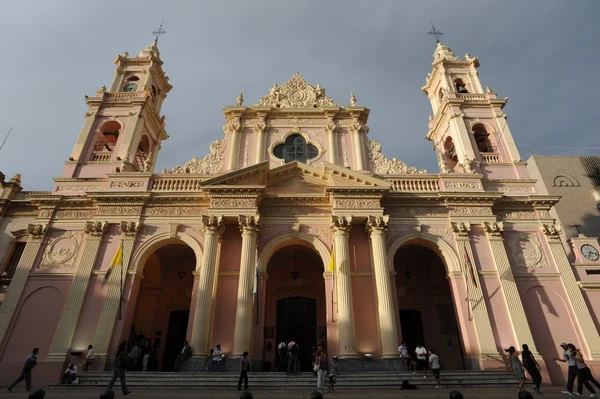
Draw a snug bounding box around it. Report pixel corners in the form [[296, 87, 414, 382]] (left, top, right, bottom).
[[273, 135, 318, 163]]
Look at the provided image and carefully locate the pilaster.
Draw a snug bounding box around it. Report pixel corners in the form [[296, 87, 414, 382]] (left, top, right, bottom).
[[225, 122, 242, 171], [325, 122, 338, 164], [253, 123, 267, 164], [331, 216, 358, 358], [45, 221, 108, 362], [349, 123, 367, 171], [0, 224, 48, 348], [232, 215, 260, 357], [190, 215, 225, 357], [542, 224, 600, 359], [92, 221, 139, 358], [365, 216, 399, 358]]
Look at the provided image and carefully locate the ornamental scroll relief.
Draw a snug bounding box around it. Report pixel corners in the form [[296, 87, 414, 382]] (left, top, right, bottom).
[[255, 73, 337, 108], [39, 231, 82, 269], [367, 139, 427, 175], [334, 198, 380, 208], [445, 182, 480, 189], [211, 198, 257, 208], [163, 139, 225, 174], [507, 232, 548, 270]]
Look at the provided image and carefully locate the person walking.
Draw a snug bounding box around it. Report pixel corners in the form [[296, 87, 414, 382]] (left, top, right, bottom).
[[398, 341, 412, 371], [287, 338, 299, 376], [237, 351, 250, 391], [107, 341, 131, 396], [428, 349, 441, 389], [316, 350, 328, 393], [327, 356, 339, 393], [5, 347, 39, 393], [568, 343, 600, 397], [414, 344, 427, 378], [521, 344, 542, 394], [555, 341, 579, 396], [277, 341, 288, 372], [82, 344, 95, 371], [505, 346, 527, 391]]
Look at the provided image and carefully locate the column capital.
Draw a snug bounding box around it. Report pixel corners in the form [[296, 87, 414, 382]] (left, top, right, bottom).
[[451, 221, 471, 239], [541, 223, 563, 242], [238, 215, 261, 235], [84, 221, 108, 238], [365, 215, 389, 237], [223, 121, 242, 134], [201, 215, 225, 237], [120, 221, 141, 237], [324, 121, 338, 134], [483, 221, 503, 240], [253, 123, 266, 134], [27, 223, 48, 241], [331, 216, 352, 234]]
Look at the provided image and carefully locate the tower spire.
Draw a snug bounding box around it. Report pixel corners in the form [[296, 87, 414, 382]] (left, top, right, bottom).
[[427, 22, 444, 44], [151, 21, 167, 45]]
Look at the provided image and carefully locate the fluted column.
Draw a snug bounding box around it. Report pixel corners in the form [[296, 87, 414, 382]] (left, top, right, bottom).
[[331, 216, 358, 358], [232, 215, 260, 357], [225, 122, 242, 171], [451, 222, 498, 359], [93, 221, 139, 358], [46, 222, 108, 361], [542, 224, 600, 358], [253, 123, 267, 164], [483, 222, 537, 353], [0, 224, 47, 347], [325, 122, 338, 164], [349, 123, 367, 171], [190, 215, 225, 357], [366, 216, 399, 358]]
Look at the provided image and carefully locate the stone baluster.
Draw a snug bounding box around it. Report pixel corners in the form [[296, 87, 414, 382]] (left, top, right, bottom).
[[0, 224, 48, 347], [331, 216, 358, 358], [366, 216, 399, 358], [542, 224, 600, 359], [232, 215, 261, 357], [46, 221, 108, 362], [190, 215, 225, 357]]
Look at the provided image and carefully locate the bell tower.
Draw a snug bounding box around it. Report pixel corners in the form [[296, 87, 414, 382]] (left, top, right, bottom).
[[59, 39, 172, 181], [422, 42, 527, 179]]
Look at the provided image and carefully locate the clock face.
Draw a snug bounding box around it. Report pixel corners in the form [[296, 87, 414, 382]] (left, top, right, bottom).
[[123, 83, 138, 92], [581, 244, 600, 261]]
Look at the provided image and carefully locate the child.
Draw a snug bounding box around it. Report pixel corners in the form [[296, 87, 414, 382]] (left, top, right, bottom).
[[327, 355, 339, 393]]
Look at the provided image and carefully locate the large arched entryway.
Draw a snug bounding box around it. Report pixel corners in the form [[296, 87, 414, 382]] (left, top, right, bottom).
[[129, 243, 196, 371], [394, 243, 465, 370], [264, 244, 326, 372]]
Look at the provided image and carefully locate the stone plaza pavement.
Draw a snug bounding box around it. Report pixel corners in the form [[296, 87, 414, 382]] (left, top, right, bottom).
[[2, 386, 576, 398]]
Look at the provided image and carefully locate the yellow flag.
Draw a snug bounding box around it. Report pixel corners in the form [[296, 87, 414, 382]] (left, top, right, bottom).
[[328, 246, 335, 272], [105, 242, 123, 281]]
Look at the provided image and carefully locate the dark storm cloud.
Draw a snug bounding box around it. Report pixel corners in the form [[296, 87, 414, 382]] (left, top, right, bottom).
[[0, 0, 598, 189]]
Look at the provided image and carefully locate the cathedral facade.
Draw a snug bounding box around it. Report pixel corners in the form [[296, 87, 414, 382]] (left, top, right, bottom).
[[0, 40, 599, 386]]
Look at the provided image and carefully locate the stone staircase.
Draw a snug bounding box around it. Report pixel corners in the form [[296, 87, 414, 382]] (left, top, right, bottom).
[[50, 370, 519, 390]]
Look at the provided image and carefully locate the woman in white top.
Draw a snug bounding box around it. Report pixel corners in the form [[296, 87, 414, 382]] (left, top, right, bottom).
[[61, 364, 77, 384]]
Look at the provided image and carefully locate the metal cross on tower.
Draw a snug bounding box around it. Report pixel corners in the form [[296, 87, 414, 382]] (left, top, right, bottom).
[[151, 21, 167, 44], [428, 22, 444, 43]]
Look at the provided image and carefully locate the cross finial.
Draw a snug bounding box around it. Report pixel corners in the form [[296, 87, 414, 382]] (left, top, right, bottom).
[[572, 224, 583, 235], [151, 21, 167, 44], [428, 21, 444, 44]]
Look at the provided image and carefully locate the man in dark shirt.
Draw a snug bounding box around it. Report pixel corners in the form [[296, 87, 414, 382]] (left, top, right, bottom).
[[237, 351, 250, 391], [6, 347, 39, 392]]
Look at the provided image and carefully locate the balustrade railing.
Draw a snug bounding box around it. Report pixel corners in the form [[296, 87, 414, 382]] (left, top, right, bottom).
[[387, 177, 440, 192], [480, 152, 501, 163], [151, 176, 205, 192], [457, 93, 487, 101]]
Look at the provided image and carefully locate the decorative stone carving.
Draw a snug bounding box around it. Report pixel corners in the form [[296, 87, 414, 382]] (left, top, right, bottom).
[[254, 123, 266, 135], [110, 181, 144, 188], [507, 232, 548, 269], [365, 215, 389, 236], [55, 186, 105, 193], [541, 224, 562, 241], [238, 215, 261, 234], [341, 132, 350, 167], [349, 122, 368, 135], [461, 157, 475, 174], [169, 223, 180, 238], [39, 231, 82, 269], [483, 221, 503, 238], [445, 181, 480, 189], [211, 198, 257, 208], [497, 211, 537, 220], [488, 186, 534, 193], [350, 92, 357, 106], [449, 207, 493, 217], [201, 215, 225, 236], [451, 222, 471, 238], [260, 227, 283, 242], [324, 122, 337, 134], [390, 207, 448, 217], [255, 73, 337, 108], [120, 221, 140, 237], [163, 139, 225, 174], [84, 221, 107, 237], [367, 139, 427, 175], [331, 216, 352, 233], [260, 206, 330, 217], [144, 206, 207, 217], [429, 228, 451, 236], [142, 152, 153, 172], [97, 206, 141, 216], [307, 226, 333, 246], [27, 224, 48, 239], [537, 210, 551, 219], [552, 175, 579, 187], [237, 92, 244, 106], [334, 198, 380, 209]]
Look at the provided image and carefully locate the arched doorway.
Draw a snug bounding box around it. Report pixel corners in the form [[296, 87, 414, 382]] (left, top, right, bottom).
[[265, 244, 326, 372], [130, 243, 196, 371], [394, 243, 465, 369]]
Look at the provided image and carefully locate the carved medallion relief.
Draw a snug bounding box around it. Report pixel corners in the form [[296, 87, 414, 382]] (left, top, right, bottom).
[[506, 232, 548, 270], [39, 231, 82, 269]]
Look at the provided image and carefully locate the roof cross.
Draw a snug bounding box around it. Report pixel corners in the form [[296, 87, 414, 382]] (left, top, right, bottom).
[[427, 22, 444, 43], [151, 21, 167, 44]]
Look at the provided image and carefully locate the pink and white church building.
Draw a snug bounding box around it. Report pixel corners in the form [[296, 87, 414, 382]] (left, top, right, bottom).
[[0, 39, 598, 386]]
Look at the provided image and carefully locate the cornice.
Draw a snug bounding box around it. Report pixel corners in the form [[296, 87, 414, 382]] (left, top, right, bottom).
[[495, 195, 560, 208]]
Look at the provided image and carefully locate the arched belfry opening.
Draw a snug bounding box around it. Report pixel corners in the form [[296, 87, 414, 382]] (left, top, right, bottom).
[[264, 243, 326, 372], [129, 243, 196, 371], [394, 243, 465, 370]]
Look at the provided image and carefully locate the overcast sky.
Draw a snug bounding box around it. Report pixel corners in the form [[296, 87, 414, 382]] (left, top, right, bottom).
[[0, 0, 598, 190]]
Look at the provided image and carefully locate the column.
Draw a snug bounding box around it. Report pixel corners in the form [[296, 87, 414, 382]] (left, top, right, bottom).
[[325, 123, 338, 164], [331, 216, 358, 358], [254, 124, 267, 164], [232, 215, 260, 357], [483, 222, 537, 353], [190, 215, 225, 357], [0, 224, 47, 346], [225, 123, 242, 171], [543, 224, 600, 358], [92, 221, 139, 358], [349, 123, 367, 171], [69, 112, 98, 161], [451, 223, 498, 361], [366, 216, 399, 358], [46, 221, 108, 361]]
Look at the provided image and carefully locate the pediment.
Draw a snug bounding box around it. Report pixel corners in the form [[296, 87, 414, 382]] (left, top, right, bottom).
[[200, 161, 268, 188]]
